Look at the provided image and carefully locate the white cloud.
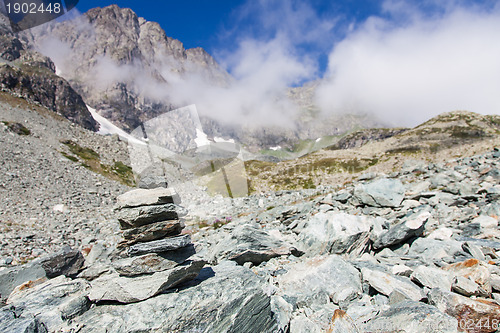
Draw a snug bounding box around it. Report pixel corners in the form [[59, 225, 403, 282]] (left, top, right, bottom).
[[316, 1, 500, 126]]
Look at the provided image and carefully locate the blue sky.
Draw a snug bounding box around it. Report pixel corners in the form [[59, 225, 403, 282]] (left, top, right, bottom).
[[75, 0, 383, 74]]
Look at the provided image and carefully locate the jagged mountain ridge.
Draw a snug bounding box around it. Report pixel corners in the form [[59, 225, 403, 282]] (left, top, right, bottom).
[[20, 5, 384, 150], [20, 5, 231, 132]]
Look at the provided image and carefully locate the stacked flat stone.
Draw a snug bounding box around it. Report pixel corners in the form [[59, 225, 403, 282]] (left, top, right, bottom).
[[115, 187, 188, 254], [85, 188, 206, 304]]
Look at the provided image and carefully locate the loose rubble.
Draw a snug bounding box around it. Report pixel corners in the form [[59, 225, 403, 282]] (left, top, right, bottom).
[[1, 147, 500, 332]]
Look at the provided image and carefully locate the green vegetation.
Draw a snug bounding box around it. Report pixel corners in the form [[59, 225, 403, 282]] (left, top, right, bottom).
[[61, 139, 100, 160], [60, 151, 79, 162], [386, 146, 422, 155], [2, 121, 31, 135], [259, 135, 341, 160], [60, 139, 135, 186]]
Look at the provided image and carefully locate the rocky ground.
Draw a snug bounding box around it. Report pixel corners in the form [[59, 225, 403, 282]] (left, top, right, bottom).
[[1, 116, 499, 331], [0, 95, 131, 266]]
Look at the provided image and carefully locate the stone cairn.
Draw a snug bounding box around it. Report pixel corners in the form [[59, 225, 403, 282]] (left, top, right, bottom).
[[87, 187, 205, 304], [115, 187, 188, 254]]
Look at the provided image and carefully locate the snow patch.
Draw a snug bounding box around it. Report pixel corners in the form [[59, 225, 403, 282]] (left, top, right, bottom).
[[214, 136, 235, 144], [194, 128, 211, 147], [87, 106, 146, 145]]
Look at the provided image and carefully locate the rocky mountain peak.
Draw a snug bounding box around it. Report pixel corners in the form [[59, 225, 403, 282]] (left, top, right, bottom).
[[20, 5, 230, 132]]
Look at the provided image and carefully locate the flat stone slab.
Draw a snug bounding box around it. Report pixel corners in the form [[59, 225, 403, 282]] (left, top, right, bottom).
[[117, 204, 186, 229], [116, 188, 180, 209], [113, 246, 196, 277], [361, 267, 424, 301], [88, 260, 205, 303], [118, 220, 183, 248], [128, 234, 192, 256]]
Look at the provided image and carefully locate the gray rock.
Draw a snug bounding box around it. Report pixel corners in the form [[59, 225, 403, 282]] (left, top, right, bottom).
[[59, 295, 91, 321], [408, 238, 464, 260], [0, 264, 46, 303], [410, 265, 452, 291], [36, 246, 84, 279], [297, 212, 382, 256], [373, 211, 430, 249], [428, 288, 500, 331], [113, 248, 195, 276], [209, 224, 295, 265], [276, 255, 362, 306], [0, 310, 48, 333], [462, 242, 486, 261], [117, 203, 186, 229], [70, 262, 279, 332], [362, 301, 457, 333], [353, 178, 405, 207], [442, 259, 492, 296], [118, 220, 183, 247], [361, 267, 424, 301], [88, 259, 205, 303], [116, 188, 180, 209], [326, 309, 360, 333], [452, 276, 487, 297], [127, 234, 192, 256], [3, 276, 90, 330]]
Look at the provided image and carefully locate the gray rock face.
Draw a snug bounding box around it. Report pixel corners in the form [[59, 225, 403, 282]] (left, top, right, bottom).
[[0, 61, 98, 131], [127, 234, 192, 256], [88, 259, 205, 303], [72, 262, 278, 332], [353, 178, 405, 207], [21, 5, 231, 132]]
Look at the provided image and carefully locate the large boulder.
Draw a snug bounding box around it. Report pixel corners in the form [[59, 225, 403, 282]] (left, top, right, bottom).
[[69, 262, 279, 332], [275, 255, 362, 306], [297, 212, 383, 256], [1, 276, 91, 331], [88, 259, 205, 303], [209, 224, 297, 265], [353, 178, 406, 207], [0, 247, 84, 303]]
